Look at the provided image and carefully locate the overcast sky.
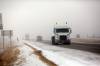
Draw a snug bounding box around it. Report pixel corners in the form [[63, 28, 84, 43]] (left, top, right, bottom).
[[0, 0, 100, 40]]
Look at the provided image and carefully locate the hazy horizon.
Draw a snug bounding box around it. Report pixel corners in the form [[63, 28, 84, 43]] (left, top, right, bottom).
[[0, 0, 100, 40]]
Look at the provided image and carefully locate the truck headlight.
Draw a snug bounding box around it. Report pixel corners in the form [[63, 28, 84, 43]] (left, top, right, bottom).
[[55, 34, 59, 39]]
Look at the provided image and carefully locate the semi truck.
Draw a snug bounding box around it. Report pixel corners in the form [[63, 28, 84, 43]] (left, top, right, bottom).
[[51, 23, 72, 45]]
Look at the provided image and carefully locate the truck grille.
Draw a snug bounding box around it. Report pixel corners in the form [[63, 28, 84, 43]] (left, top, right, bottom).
[[60, 35, 66, 40]]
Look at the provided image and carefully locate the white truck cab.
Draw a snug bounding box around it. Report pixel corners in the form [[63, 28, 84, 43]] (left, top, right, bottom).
[[51, 24, 72, 45]]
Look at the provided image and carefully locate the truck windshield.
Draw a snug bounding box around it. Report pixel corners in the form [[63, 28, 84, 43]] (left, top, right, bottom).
[[56, 28, 69, 33]]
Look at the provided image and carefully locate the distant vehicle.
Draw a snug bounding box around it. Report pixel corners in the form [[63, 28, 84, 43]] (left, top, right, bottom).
[[51, 23, 72, 45], [36, 35, 43, 41]]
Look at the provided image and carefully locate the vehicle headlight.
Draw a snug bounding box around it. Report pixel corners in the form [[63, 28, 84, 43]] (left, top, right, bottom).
[[55, 34, 59, 39]]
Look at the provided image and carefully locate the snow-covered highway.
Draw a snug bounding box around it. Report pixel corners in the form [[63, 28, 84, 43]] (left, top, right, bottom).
[[42, 40, 100, 54], [23, 40, 100, 66]]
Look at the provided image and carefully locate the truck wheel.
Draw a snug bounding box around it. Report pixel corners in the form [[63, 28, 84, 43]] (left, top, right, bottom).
[[65, 39, 71, 45], [51, 36, 57, 45]]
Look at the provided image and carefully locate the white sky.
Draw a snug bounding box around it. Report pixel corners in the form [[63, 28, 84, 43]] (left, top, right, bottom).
[[0, 0, 100, 40]]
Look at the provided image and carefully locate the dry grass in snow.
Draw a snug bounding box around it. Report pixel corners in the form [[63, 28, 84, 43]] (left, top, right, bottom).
[[0, 47, 20, 66]]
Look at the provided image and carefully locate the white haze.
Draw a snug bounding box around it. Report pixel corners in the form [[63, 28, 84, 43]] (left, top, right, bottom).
[[0, 0, 100, 40]]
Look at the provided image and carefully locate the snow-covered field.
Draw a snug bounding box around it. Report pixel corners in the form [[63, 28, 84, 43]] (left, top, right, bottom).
[[23, 41, 100, 66]]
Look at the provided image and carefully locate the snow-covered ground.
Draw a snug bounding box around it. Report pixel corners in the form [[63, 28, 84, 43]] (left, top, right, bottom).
[[14, 43, 47, 66], [23, 41, 100, 66]]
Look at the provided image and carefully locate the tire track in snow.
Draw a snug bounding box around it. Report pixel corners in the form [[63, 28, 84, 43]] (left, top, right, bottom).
[[24, 43, 58, 66]]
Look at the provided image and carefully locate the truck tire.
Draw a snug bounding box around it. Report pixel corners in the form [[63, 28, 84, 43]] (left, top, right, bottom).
[[65, 39, 71, 45], [68, 39, 71, 44], [51, 36, 57, 45]]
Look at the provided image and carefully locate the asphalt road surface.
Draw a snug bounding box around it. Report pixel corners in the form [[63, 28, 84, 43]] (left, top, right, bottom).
[[40, 40, 100, 54]]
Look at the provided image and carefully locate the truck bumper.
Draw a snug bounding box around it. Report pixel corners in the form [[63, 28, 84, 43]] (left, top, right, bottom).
[[55, 39, 71, 44]]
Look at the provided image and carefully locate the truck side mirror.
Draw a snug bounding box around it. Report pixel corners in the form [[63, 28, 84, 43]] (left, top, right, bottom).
[[69, 28, 72, 34], [53, 28, 55, 33], [53, 29, 54, 33]]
